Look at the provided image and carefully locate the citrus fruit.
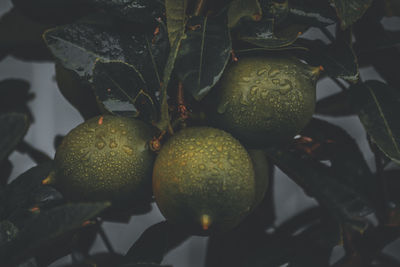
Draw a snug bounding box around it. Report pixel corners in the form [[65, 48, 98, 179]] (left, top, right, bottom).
[[210, 56, 320, 146], [48, 115, 156, 203], [153, 127, 256, 235]]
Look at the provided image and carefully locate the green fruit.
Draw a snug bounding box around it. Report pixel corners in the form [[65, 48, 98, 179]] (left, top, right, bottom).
[[153, 127, 256, 235], [210, 56, 320, 146], [49, 115, 156, 203]]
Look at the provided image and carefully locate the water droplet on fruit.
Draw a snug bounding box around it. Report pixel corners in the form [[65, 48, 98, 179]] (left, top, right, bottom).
[[96, 142, 105, 150], [109, 141, 118, 149], [123, 145, 133, 155]]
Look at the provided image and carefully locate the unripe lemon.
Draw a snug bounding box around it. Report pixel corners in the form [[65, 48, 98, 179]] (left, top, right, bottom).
[[153, 127, 256, 235], [48, 115, 156, 204], [210, 56, 320, 146]]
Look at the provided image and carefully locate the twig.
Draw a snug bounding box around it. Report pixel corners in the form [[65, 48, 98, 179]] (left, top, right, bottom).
[[194, 0, 206, 16], [320, 26, 335, 43], [97, 220, 115, 254]]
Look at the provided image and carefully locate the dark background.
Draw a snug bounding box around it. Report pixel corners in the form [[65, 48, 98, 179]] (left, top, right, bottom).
[[1, 0, 400, 266]]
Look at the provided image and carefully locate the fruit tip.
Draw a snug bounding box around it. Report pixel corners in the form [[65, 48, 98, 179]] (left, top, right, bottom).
[[98, 116, 104, 125], [201, 214, 211, 231], [42, 172, 55, 185]]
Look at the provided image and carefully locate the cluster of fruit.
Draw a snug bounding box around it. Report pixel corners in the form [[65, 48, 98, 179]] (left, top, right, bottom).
[[48, 56, 319, 235]]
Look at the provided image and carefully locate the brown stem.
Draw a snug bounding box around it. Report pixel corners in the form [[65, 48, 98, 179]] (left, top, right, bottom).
[[194, 0, 206, 16]]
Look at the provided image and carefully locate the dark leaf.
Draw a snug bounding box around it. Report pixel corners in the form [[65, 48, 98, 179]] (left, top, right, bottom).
[[16, 141, 52, 164], [87, 0, 162, 25], [300, 39, 359, 82], [123, 264, 172, 267], [0, 79, 34, 121], [0, 202, 110, 266], [165, 0, 187, 46], [265, 147, 374, 233], [316, 90, 356, 117], [0, 8, 53, 62], [121, 221, 188, 266], [44, 16, 169, 92], [350, 80, 400, 165], [356, 30, 400, 53], [0, 113, 29, 163], [175, 14, 232, 100], [11, 0, 91, 25], [0, 162, 63, 227], [0, 160, 13, 187], [0, 220, 19, 245], [353, 4, 400, 88], [300, 119, 376, 206], [330, 0, 373, 29], [238, 18, 303, 49], [60, 253, 124, 267], [55, 63, 102, 120], [93, 60, 158, 122], [17, 258, 38, 267], [227, 0, 262, 28]]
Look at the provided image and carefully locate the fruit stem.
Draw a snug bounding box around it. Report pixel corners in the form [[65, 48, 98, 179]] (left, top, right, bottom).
[[177, 81, 190, 122]]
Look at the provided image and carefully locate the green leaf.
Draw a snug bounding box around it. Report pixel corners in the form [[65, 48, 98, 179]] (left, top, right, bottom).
[[300, 39, 359, 82], [0, 79, 34, 121], [330, 0, 373, 29], [155, 31, 185, 132], [350, 80, 400, 165], [315, 90, 356, 117], [0, 160, 13, 187], [227, 0, 262, 28], [265, 147, 374, 233], [0, 113, 29, 163], [43, 16, 169, 92], [0, 8, 52, 62], [165, 0, 187, 46], [0, 202, 110, 266], [86, 0, 162, 24], [93, 60, 158, 122], [175, 14, 232, 100], [121, 221, 188, 266]]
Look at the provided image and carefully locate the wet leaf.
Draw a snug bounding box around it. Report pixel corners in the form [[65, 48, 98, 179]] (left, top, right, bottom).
[[0, 8, 52, 62], [0, 202, 110, 266], [350, 80, 400, 165], [300, 39, 359, 82], [227, 0, 262, 28], [330, 0, 373, 29], [44, 16, 169, 92], [121, 221, 188, 266], [265, 147, 374, 233], [87, 0, 162, 25], [165, 0, 187, 46], [175, 14, 232, 100], [238, 18, 303, 49], [287, 1, 337, 27], [0, 113, 29, 164], [315, 90, 356, 117], [93, 60, 158, 122]]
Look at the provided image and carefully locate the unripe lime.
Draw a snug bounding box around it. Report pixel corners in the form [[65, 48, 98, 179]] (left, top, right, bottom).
[[49, 115, 156, 204], [153, 127, 256, 235], [210, 56, 319, 146]]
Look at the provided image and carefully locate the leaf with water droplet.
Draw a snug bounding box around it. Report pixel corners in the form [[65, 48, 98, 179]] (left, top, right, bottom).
[[93, 60, 158, 122]]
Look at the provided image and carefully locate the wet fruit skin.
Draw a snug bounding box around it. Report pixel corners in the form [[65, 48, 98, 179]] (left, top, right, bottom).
[[210, 56, 319, 147], [153, 127, 256, 235], [51, 115, 156, 203]]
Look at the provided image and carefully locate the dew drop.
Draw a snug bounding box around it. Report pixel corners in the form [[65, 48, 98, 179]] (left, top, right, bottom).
[[123, 145, 133, 155], [109, 141, 118, 149], [96, 142, 105, 150]]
